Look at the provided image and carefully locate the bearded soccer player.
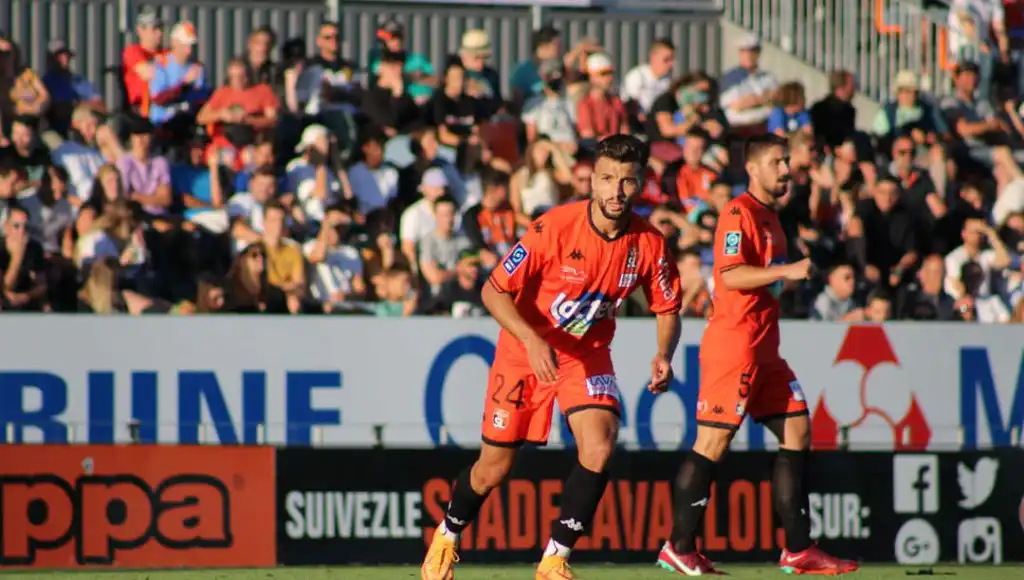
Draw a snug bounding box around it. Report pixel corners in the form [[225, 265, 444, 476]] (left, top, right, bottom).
[[657, 134, 858, 576], [421, 135, 682, 580]]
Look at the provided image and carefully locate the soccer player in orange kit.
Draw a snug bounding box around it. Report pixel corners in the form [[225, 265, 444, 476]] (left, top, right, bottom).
[[421, 135, 683, 580], [657, 134, 858, 575]]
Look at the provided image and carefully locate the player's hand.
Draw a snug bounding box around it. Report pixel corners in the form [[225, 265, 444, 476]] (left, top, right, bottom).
[[647, 354, 673, 394], [783, 258, 812, 281], [525, 335, 558, 383]]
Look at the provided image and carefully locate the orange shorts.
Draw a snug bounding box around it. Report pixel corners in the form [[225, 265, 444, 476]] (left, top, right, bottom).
[[696, 358, 809, 429], [481, 350, 621, 446]]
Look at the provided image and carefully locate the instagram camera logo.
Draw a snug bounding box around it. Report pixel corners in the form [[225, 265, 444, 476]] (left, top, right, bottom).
[[811, 326, 931, 450], [958, 518, 1002, 564]]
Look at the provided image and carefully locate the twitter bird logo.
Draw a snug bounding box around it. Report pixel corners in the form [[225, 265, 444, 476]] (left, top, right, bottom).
[[958, 458, 999, 509]]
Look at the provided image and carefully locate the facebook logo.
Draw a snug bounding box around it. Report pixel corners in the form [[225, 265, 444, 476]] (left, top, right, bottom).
[[893, 455, 939, 514]]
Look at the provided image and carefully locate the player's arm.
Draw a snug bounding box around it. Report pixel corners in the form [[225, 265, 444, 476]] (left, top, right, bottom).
[[644, 238, 683, 358], [716, 206, 806, 290]]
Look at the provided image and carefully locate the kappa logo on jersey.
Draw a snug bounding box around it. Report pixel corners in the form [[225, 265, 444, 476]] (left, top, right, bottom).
[[549, 291, 623, 336], [502, 243, 528, 274], [723, 231, 741, 256]]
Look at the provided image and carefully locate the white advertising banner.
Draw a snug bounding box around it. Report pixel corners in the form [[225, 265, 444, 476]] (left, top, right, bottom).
[[0, 317, 1021, 450]]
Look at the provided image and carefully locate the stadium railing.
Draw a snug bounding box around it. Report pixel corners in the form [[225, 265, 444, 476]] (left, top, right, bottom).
[[722, 0, 982, 103]]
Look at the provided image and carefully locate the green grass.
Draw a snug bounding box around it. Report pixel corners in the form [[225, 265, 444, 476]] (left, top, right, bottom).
[[4, 565, 1023, 580]]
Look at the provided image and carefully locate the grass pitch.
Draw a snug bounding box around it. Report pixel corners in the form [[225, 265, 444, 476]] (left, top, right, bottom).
[[4, 565, 1023, 580]]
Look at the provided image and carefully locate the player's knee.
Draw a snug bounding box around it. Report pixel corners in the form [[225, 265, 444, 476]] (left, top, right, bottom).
[[693, 427, 732, 462], [576, 439, 615, 472], [470, 454, 514, 492]]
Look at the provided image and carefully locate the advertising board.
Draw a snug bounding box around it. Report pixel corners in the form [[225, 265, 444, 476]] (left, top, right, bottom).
[[275, 448, 1024, 565], [0, 318, 1021, 450], [0, 445, 276, 568]]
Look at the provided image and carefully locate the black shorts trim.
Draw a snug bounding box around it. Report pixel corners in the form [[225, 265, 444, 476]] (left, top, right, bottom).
[[563, 404, 621, 419], [481, 435, 548, 448], [753, 409, 810, 424], [696, 419, 740, 431]]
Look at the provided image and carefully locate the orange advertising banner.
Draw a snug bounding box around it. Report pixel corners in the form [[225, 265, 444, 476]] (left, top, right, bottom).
[[0, 445, 275, 569]]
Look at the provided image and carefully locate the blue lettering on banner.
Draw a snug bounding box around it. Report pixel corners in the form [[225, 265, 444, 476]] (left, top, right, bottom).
[[960, 348, 1024, 448], [0, 370, 342, 445], [424, 335, 496, 446]]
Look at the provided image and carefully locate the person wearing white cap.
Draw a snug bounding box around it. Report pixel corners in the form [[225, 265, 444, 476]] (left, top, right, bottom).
[[872, 69, 948, 149], [458, 29, 503, 116], [285, 123, 353, 225], [148, 20, 209, 130], [718, 34, 779, 134], [399, 167, 461, 273], [576, 52, 628, 141]]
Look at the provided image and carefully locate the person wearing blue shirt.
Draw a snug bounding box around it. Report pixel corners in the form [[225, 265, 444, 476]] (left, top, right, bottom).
[[41, 41, 105, 136], [509, 26, 561, 110], [767, 81, 813, 136], [148, 22, 210, 129], [367, 19, 436, 104]]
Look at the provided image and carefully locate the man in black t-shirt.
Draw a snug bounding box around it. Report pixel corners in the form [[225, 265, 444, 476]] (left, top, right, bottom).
[[0, 204, 48, 311], [0, 116, 50, 187], [430, 249, 486, 317]]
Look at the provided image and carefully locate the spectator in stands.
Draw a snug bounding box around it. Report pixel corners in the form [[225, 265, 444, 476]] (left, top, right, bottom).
[[864, 290, 894, 322], [577, 53, 628, 143], [400, 167, 455, 272], [287, 124, 352, 225], [149, 21, 210, 146], [2, 116, 50, 186], [74, 199, 149, 290], [122, 11, 164, 114], [298, 22, 359, 152], [521, 59, 578, 154], [52, 106, 109, 205], [196, 57, 279, 170], [419, 194, 471, 297], [663, 128, 716, 214], [568, 160, 593, 200], [810, 263, 862, 321], [117, 118, 172, 220], [945, 217, 1013, 322], [0, 204, 48, 311], [347, 129, 399, 229], [431, 248, 486, 317], [942, 62, 1014, 166], [993, 154, 1024, 226], [647, 72, 726, 162], [462, 167, 515, 269], [261, 199, 305, 313], [245, 26, 276, 87], [809, 70, 857, 153], [768, 81, 812, 137], [223, 242, 270, 313], [304, 205, 366, 313], [76, 163, 124, 235], [897, 253, 960, 320], [719, 35, 777, 137], [369, 19, 435, 105], [31, 165, 74, 255], [192, 275, 225, 313], [873, 70, 949, 154], [948, 0, 1010, 103], [677, 249, 711, 318], [889, 134, 947, 250], [374, 268, 417, 317], [621, 38, 675, 126], [510, 138, 572, 227], [427, 58, 482, 159], [397, 127, 463, 215], [511, 26, 561, 108], [458, 30, 502, 117], [360, 50, 420, 137], [42, 40, 104, 136], [0, 37, 49, 122], [849, 176, 919, 289], [228, 166, 277, 253], [171, 135, 227, 236]]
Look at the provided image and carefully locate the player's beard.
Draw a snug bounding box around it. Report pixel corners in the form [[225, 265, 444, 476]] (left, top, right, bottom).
[[769, 178, 791, 198], [597, 196, 631, 220]]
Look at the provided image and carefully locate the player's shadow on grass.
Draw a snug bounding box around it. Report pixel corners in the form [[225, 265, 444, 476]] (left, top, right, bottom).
[[905, 570, 957, 576]]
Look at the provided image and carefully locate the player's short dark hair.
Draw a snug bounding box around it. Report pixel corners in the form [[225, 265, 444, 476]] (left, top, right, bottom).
[[651, 38, 675, 52], [867, 287, 892, 304], [532, 26, 560, 51], [595, 134, 649, 168], [481, 166, 510, 190], [744, 134, 788, 164], [252, 166, 277, 181]]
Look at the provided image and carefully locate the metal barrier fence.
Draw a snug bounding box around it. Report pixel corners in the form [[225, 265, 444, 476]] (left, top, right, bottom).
[[1, 0, 721, 109], [722, 0, 981, 103]]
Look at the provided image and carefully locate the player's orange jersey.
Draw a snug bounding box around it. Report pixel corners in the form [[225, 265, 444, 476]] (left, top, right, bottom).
[[701, 192, 788, 363], [488, 200, 682, 363]]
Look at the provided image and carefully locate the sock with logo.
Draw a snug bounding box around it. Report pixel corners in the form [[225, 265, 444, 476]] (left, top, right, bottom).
[[773, 448, 812, 553], [670, 451, 717, 554], [441, 468, 488, 541], [548, 462, 610, 556]]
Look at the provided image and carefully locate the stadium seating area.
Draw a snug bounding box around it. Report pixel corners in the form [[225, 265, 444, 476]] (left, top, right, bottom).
[[0, 2, 1023, 321]]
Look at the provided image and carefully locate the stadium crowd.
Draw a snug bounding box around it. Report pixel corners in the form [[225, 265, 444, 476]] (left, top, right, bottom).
[[0, 4, 1023, 322]]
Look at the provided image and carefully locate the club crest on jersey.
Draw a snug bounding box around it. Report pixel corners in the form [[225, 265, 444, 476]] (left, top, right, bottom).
[[502, 243, 528, 274], [625, 246, 639, 271], [618, 273, 637, 288], [723, 231, 741, 256], [549, 291, 623, 336]]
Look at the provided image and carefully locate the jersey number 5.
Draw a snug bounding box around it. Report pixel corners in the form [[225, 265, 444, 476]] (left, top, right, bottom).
[[492, 375, 527, 409], [739, 372, 752, 399]]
